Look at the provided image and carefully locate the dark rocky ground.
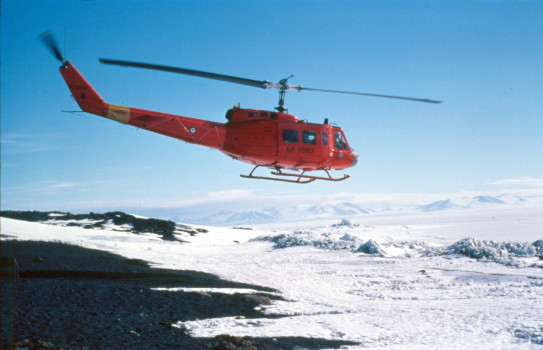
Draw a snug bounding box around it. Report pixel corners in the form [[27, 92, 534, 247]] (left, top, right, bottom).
[[0, 211, 186, 241], [1, 240, 358, 349]]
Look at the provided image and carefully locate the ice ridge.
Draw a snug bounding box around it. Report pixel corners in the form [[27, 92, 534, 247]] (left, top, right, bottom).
[[252, 231, 543, 267]]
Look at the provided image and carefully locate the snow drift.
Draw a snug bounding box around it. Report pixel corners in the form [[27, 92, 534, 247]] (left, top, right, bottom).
[[253, 229, 543, 267]]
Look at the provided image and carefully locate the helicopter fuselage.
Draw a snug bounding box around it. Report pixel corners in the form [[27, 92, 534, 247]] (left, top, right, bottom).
[[221, 107, 357, 171], [60, 61, 358, 174]]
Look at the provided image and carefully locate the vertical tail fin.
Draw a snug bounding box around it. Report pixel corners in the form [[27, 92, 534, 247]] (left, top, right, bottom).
[[59, 61, 107, 116]]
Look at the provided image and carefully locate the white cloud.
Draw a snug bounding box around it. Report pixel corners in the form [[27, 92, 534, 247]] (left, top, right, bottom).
[[204, 189, 255, 201], [487, 177, 543, 188], [1, 132, 66, 155], [48, 182, 82, 189]]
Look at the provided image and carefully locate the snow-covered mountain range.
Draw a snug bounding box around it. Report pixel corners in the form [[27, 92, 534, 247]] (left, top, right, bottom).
[[175, 193, 540, 226]]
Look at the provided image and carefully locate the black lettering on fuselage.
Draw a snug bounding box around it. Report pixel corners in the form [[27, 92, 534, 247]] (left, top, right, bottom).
[[298, 147, 314, 154], [285, 146, 316, 154]]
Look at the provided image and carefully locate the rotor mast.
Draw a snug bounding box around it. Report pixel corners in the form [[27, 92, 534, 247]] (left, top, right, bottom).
[[275, 75, 294, 112]]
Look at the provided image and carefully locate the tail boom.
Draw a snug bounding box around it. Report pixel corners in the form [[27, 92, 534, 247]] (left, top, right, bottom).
[[59, 61, 225, 150], [120, 105, 226, 150]]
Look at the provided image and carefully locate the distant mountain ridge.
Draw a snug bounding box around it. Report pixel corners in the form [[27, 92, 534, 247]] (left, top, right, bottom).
[[177, 193, 534, 226], [308, 202, 373, 216], [416, 194, 524, 212]]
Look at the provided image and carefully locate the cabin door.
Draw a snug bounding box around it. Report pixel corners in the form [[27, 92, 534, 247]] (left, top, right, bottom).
[[277, 125, 321, 168]]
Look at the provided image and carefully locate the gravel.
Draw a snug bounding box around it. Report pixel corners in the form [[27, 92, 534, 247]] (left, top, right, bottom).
[[1, 240, 358, 350]]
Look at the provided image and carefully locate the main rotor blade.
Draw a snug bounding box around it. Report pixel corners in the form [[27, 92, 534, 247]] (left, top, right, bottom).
[[99, 59, 269, 89], [99, 58, 441, 104], [39, 31, 64, 63], [298, 86, 442, 104]]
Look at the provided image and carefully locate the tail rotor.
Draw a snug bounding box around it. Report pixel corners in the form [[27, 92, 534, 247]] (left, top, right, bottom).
[[39, 31, 65, 63]]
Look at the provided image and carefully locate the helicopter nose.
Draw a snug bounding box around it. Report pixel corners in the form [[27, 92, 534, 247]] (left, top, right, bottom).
[[351, 148, 359, 167]]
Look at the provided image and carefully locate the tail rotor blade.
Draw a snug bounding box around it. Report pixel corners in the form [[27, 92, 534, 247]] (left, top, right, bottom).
[[39, 31, 64, 63]]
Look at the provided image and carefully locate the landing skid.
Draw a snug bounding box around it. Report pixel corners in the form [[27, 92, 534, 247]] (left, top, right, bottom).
[[272, 169, 350, 182], [240, 166, 349, 183]]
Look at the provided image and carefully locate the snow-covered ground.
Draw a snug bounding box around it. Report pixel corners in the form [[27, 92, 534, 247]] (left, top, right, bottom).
[[2, 197, 542, 349]]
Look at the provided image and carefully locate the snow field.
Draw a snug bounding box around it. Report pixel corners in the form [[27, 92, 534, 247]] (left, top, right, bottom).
[[2, 204, 542, 349]]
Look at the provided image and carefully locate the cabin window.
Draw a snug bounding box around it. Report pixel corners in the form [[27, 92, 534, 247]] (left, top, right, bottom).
[[260, 111, 269, 118], [249, 111, 258, 118], [334, 131, 349, 150], [322, 132, 328, 146], [302, 130, 317, 145], [282, 129, 298, 143]]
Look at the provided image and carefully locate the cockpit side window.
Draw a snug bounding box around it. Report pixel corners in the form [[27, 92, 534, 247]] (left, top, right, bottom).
[[334, 131, 349, 150], [322, 132, 328, 146]]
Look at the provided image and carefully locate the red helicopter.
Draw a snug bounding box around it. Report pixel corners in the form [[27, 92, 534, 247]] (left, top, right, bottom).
[[41, 32, 441, 183]]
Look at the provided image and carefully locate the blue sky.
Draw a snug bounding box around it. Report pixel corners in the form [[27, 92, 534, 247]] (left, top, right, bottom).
[[2, 0, 542, 216]]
